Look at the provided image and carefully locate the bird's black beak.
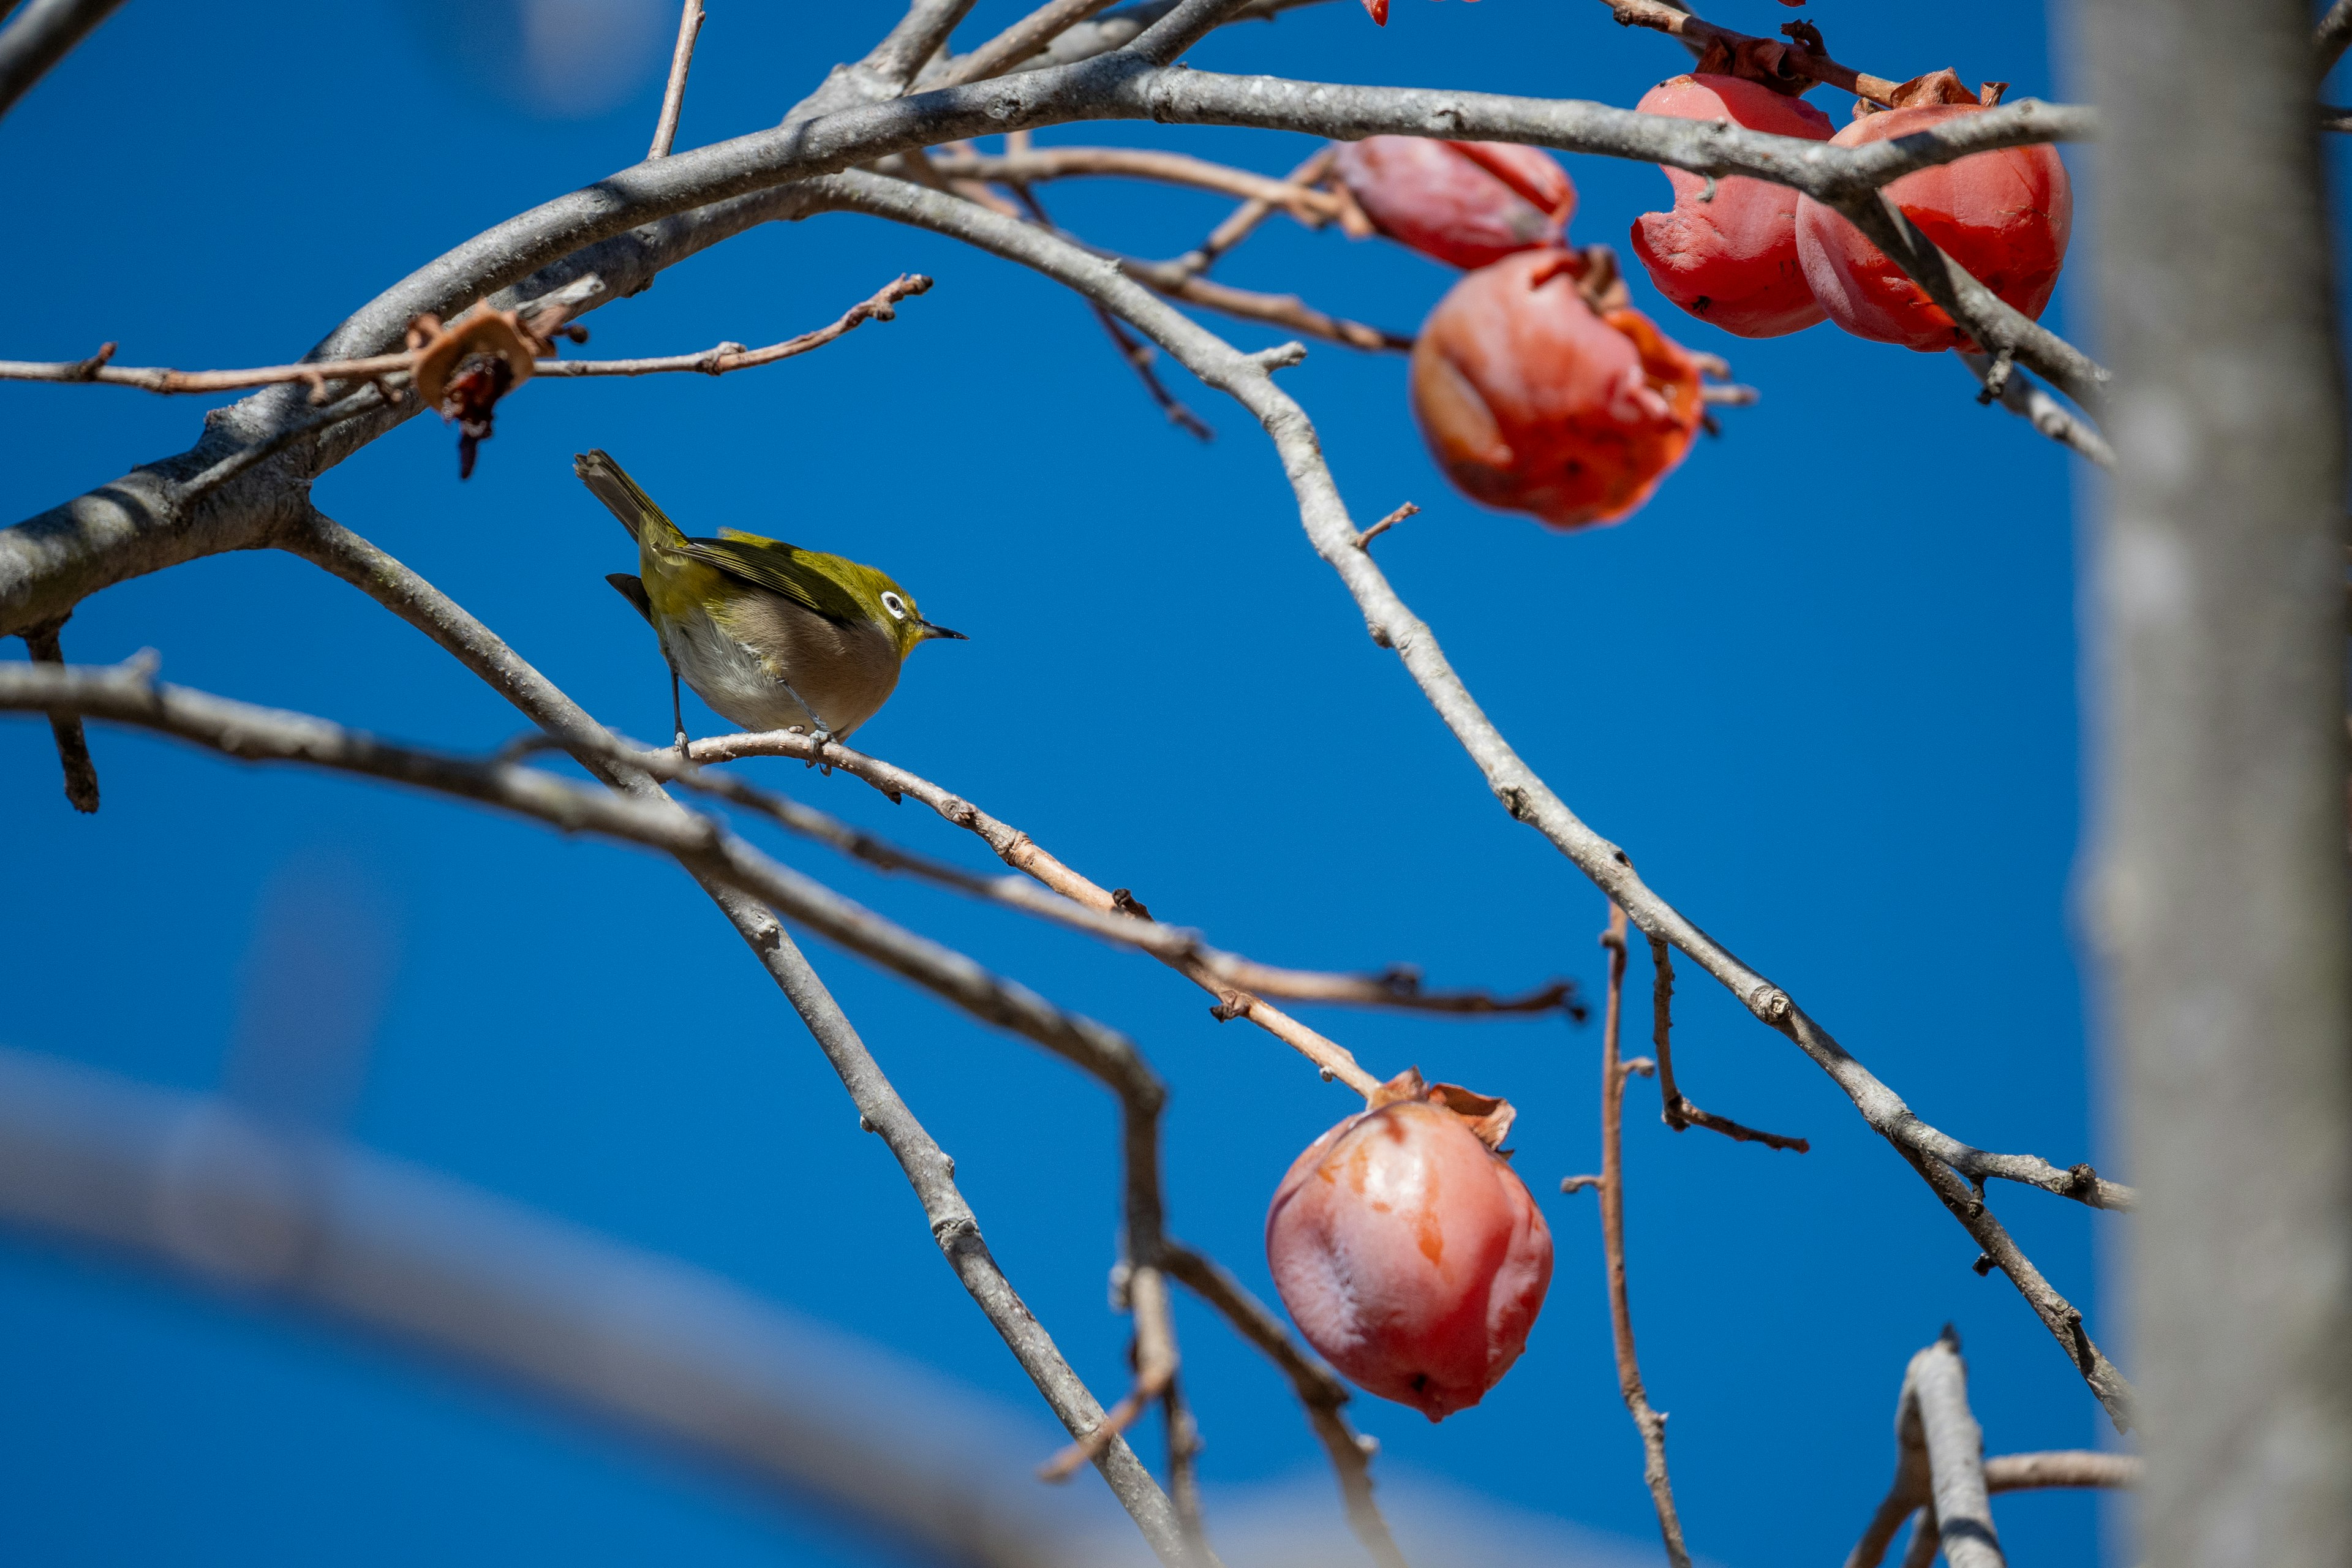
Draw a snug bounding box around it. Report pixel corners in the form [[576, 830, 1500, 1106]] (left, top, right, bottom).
[[918, 620, 968, 642]]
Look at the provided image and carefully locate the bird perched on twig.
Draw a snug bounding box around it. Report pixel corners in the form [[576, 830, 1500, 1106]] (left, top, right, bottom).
[[575, 449, 965, 752]]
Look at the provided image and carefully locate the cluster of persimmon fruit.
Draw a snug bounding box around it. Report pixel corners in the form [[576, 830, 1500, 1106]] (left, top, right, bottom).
[[1330, 67, 2071, 532], [1258, 67, 2071, 1428]]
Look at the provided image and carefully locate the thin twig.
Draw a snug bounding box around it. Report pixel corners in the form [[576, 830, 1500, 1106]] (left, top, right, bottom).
[[533, 274, 932, 376], [1959, 351, 2114, 468], [1174, 146, 1340, 277], [1850, 1332, 2008, 1568], [1591, 905, 1694, 1568], [1161, 1375, 1209, 1564], [1038, 1263, 1178, 1481], [931, 0, 1123, 89], [3, 274, 922, 393], [682, 729, 1564, 1095], [17, 613, 97, 812], [1596, 0, 1902, 104], [1160, 1246, 1409, 1568], [1353, 502, 1418, 550], [647, 0, 706, 159], [929, 145, 1344, 223], [1648, 937, 1809, 1152], [1117, 251, 1412, 353]]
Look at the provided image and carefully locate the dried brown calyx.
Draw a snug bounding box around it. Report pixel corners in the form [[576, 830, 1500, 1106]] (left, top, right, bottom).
[[1368, 1066, 1518, 1153], [1526, 244, 1631, 314], [405, 302, 562, 480]]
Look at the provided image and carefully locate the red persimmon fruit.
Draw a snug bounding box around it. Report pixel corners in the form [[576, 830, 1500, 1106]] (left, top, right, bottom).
[[1410, 247, 1708, 529], [1793, 94, 2072, 352], [1629, 74, 1836, 337], [1332, 136, 1575, 271], [1267, 1072, 1552, 1421]]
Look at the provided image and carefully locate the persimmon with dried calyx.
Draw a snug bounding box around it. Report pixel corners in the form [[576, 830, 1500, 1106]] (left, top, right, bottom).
[[1266, 1069, 1551, 1422], [1629, 74, 1836, 337], [1332, 137, 1575, 271], [1410, 246, 1711, 530], [1793, 72, 2072, 352]]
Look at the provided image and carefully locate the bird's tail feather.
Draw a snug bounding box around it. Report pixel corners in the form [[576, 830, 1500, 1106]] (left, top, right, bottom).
[[573, 450, 687, 549]]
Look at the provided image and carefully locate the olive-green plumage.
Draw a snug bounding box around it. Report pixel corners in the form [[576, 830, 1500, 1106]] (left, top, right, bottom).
[[573, 449, 963, 745]]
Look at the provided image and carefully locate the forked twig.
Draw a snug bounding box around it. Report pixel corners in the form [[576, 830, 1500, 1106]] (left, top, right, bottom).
[[1648, 937, 1809, 1152]]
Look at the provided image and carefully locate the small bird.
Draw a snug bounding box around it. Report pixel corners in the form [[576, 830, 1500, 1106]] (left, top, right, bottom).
[[574, 449, 965, 751]]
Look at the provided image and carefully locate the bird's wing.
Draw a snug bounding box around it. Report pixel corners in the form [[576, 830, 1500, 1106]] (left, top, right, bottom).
[[680, 532, 869, 626]]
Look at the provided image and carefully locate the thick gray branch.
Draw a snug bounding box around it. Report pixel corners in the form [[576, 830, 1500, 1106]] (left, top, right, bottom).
[[1904, 1335, 2002, 1568], [0, 0, 127, 120], [0, 1047, 1074, 1568]]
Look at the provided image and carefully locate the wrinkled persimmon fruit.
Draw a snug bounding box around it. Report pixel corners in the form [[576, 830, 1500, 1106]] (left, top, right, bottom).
[[1629, 74, 1836, 337], [1793, 103, 2073, 352], [1266, 1072, 1551, 1421], [1333, 137, 1575, 270], [1410, 248, 1707, 529]]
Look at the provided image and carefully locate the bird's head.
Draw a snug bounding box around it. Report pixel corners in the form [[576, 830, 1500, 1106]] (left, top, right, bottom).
[[832, 558, 967, 662]]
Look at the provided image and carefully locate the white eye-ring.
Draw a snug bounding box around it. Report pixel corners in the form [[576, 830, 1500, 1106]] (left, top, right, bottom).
[[881, 591, 909, 620]]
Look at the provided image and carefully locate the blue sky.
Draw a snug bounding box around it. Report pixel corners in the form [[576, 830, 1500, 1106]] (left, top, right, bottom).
[[2, 2, 2122, 1563]]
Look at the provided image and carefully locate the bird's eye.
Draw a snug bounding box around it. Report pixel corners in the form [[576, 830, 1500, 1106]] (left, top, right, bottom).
[[881, 592, 908, 620]]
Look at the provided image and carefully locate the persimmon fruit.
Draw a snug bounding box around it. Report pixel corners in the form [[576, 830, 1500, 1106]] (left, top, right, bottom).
[[1629, 74, 1836, 337], [1792, 102, 2073, 352], [1409, 248, 1708, 529], [1266, 1072, 1551, 1422], [1332, 136, 1575, 271]]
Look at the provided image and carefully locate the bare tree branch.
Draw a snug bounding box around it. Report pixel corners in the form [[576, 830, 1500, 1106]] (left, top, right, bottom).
[[1594, 0, 1901, 104], [2320, 0, 2352, 73], [929, 145, 1343, 221], [531, 273, 932, 376], [537, 726, 1577, 1028], [270, 516, 1194, 1558], [1159, 1246, 1408, 1568], [1981, 1451, 2141, 1492], [680, 726, 1510, 1097], [796, 168, 2136, 1422], [932, 0, 1125, 90], [0, 0, 126, 120], [16, 611, 98, 812], [1960, 351, 2115, 469], [647, 0, 707, 159], [0, 51, 2096, 636], [1905, 1332, 2002, 1568], [1646, 937, 1808, 1152], [0, 273, 924, 392], [1849, 1339, 2128, 1568], [1584, 906, 1694, 1568], [1171, 146, 1338, 276], [0, 1047, 1079, 1568]]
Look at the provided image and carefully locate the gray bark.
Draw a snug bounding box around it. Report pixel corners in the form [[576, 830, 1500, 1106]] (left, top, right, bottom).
[[2080, 1, 2352, 1563]]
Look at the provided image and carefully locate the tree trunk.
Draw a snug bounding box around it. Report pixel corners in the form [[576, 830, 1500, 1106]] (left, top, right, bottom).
[[2079, 1, 2352, 1563]]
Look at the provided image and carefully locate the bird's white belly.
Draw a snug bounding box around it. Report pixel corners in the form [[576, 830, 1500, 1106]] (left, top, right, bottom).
[[658, 607, 821, 734]]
